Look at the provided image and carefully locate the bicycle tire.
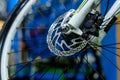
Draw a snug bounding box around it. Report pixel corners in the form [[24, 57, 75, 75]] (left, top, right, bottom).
[[0, 0, 37, 79]]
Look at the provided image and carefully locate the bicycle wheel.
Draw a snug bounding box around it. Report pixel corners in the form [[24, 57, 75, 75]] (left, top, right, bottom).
[[0, 0, 119, 80], [0, 0, 39, 79]]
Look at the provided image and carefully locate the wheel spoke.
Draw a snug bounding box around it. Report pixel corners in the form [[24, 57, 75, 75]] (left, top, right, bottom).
[[83, 55, 105, 80], [91, 44, 120, 71], [90, 42, 120, 57], [9, 60, 33, 79]]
